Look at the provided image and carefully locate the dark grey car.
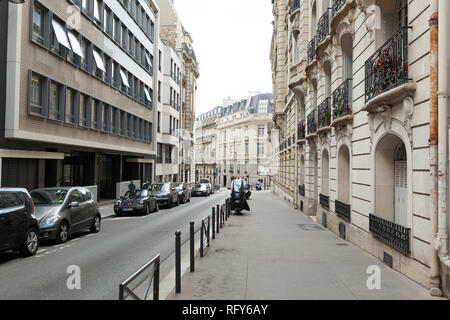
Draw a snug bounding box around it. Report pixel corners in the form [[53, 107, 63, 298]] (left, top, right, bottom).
[[148, 183, 179, 208], [30, 187, 101, 244]]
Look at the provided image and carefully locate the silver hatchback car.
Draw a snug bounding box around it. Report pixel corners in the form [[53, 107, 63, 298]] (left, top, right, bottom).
[[30, 187, 101, 243]]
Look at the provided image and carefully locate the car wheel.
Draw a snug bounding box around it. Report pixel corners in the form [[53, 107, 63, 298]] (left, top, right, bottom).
[[90, 215, 101, 233], [56, 221, 69, 244], [20, 228, 39, 256], [145, 203, 151, 215]]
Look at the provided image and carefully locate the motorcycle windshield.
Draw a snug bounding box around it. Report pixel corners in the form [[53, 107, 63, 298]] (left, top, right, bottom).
[[232, 180, 242, 192]]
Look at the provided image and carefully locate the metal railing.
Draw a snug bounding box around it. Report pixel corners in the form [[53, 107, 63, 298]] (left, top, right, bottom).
[[332, 0, 346, 17], [369, 214, 411, 255], [200, 216, 211, 257], [298, 120, 306, 140], [316, 9, 331, 45], [307, 109, 318, 135], [307, 37, 316, 64], [332, 78, 353, 120], [335, 200, 351, 221], [119, 254, 160, 300], [291, 0, 300, 12], [318, 97, 331, 129], [299, 185, 305, 197], [365, 26, 411, 103], [320, 194, 330, 210]]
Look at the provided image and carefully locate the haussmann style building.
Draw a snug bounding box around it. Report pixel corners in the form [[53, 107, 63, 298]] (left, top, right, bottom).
[[270, 0, 450, 297]]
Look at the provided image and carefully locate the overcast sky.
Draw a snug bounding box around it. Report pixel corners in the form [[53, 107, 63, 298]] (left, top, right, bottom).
[[174, 0, 273, 116]]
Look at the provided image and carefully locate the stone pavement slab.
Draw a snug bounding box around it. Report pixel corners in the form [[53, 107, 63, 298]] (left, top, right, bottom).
[[168, 191, 442, 300]]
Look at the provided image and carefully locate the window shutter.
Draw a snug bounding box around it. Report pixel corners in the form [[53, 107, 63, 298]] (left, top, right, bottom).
[[73, 91, 80, 126]]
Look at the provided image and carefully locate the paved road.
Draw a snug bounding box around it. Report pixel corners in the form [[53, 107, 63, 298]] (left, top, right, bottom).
[[0, 191, 228, 300]]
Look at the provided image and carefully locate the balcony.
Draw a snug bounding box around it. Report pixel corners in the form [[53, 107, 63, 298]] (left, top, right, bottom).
[[299, 185, 305, 197], [320, 194, 330, 210], [335, 200, 351, 221], [369, 214, 411, 255], [365, 27, 411, 104], [291, 0, 300, 12], [316, 9, 331, 46], [307, 37, 316, 65], [332, 79, 353, 127], [332, 0, 346, 17], [317, 97, 331, 131], [298, 120, 306, 141], [307, 110, 318, 136]]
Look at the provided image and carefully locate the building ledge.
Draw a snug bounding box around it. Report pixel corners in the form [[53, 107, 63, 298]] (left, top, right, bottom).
[[317, 126, 332, 135], [330, 0, 357, 30], [331, 114, 353, 128], [362, 83, 417, 113]]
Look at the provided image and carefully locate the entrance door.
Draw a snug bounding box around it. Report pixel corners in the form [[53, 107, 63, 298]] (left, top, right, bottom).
[[394, 143, 407, 227], [2, 159, 38, 190]]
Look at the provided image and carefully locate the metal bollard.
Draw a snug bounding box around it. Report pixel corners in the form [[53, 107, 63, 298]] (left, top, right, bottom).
[[224, 202, 228, 221], [212, 207, 215, 240], [207, 216, 211, 247], [190, 221, 195, 271], [175, 230, 181, 293], [216, 205, 220, 234]]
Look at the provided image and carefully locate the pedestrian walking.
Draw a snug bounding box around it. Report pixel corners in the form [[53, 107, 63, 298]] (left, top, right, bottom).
[[128, 180, 136, 193]]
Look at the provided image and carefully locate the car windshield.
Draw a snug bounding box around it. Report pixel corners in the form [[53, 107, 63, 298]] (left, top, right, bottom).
[[123, 191, 138, 199], [31, 189, 68, 205], [148, 184, 169, 193]]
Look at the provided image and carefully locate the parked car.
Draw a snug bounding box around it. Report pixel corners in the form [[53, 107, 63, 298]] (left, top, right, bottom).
[[114, 189, 158, 216], [192, 183, 211, 197], [0, 189, 40, 256], [30, 187, 101, 244], [173, 182, 191, 204], [148, 182, 179, 208]]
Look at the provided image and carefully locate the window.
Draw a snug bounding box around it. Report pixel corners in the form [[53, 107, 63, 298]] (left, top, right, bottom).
[[119, 111, 124, 135], [51, 18, 70, 56], [49, 82, 61, 120], [80, 94, 88, 126], [30, 74, 43, 115], [102, 104, 107, 131], [121, 25, 127, 48], [157, 143, 163, 163], [165, 145, 172, 163], [158, 81, 161, 102], [104, 7, 112, 35], [91, 99, 99, 129], [258, 126, 265, 136], [93, 0, 101, 23], [80, 38, 89, 70], [65, 88, 76, 124], [92, 48, 106, 79], [257, 99, 269, 114], [157, 111, 161, 133], [257, 143, 265, 155], [111, 107, 117, 133], [82, 0, 89, 14], [32, 4, 44, 45], [113, 17, 120, 42], [158, 50, 162, 71]]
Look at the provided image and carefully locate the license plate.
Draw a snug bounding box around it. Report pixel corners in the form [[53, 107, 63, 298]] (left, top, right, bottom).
[[123, 208, 133, 212]]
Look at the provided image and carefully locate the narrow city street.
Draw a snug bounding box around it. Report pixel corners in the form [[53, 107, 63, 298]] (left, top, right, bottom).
[[0, 191, 228, 300]]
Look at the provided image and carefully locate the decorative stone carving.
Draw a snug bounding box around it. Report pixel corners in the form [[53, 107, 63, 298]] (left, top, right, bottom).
[[403, 96, 414, 142]]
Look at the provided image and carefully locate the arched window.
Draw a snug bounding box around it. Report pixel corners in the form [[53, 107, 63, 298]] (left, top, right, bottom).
[[338, 145, 350, 204], [324, 61, 332, 98], [300, 155, 305, 186], [311, 1, 317, 39], [341, 33, 353, 81], [375, 134, 408, 227]]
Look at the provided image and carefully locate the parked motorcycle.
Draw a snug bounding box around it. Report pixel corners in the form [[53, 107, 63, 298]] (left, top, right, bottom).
[[230, 179, 250, 215]]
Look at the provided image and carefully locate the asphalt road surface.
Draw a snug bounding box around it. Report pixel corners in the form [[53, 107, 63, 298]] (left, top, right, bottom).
[[0, 190, 229, 300]]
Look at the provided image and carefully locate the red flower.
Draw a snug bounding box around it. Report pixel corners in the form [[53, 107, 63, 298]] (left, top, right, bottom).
[[404, 64, 408, 71]]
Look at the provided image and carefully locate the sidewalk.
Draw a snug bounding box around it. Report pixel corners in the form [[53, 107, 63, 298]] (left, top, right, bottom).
[[168, 191, 441, 300]]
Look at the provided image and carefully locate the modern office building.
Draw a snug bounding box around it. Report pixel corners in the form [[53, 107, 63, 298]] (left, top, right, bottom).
[[0, 0, 159, 199], [270, 0, 450, 297]]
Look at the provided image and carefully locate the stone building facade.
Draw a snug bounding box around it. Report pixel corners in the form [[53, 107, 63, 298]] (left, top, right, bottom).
[[195, 93, 273, 187], [270, 0, 450, 297], [155, 0, 199, 184]]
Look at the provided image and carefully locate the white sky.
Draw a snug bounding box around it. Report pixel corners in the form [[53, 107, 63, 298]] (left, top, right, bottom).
[[174, 0, 273, 116]]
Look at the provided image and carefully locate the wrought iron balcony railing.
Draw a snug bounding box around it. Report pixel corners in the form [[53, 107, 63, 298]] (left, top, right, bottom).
[[307, 37, 316, 64], [335, 200, 351, 221], [369, 214, 411, 255], [307, 109, 318, 135], [316, 9, 331, 45], [299, 185, 305, 197], [332, 79, 352, 120], [318, 97, 331, 129], [291, 0, 300, 12], [365, 27, 411, 103], [320, 194, 330, 210], [332, 0, 346, 17], [298, 120, 306, 140]]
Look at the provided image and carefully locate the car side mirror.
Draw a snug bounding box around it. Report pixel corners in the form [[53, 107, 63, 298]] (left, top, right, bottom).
[[69, 202, 80, 208]]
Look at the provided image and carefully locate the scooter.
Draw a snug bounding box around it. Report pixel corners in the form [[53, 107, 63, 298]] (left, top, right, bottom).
[[230, 179, 250, 214]]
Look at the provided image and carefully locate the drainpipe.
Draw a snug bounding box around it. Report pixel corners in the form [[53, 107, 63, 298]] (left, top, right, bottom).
[[429, 0, 442, 297], [437, 0, 450, 277]]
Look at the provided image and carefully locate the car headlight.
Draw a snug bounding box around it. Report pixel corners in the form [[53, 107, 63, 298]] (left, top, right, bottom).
[[115, 200, 122, 206], [139, 200, 144, 205], [43, 215, 60, 225]]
